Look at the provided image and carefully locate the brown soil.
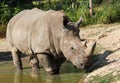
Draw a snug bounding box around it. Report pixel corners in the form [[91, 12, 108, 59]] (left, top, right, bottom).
[[80, 23, 120, 82]]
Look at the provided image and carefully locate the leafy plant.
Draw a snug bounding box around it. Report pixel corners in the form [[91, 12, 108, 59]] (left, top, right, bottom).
[[0, 0, 120, 37]]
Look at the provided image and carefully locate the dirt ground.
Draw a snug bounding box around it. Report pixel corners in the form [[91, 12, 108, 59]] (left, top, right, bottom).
[[80, 23, 120, 82], [0, 23, 120, 82]]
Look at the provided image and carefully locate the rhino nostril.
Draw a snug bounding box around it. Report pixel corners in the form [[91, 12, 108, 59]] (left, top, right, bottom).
[[80, 63, 84, 68]]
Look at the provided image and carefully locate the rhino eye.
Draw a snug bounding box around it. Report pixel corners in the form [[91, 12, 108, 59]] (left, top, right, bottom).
[[71, 47, 74, 50]]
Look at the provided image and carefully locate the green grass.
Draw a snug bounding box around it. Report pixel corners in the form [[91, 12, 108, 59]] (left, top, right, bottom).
[[90, 72, 120, 83]]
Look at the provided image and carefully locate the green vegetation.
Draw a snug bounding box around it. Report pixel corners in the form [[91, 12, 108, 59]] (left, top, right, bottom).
[[0, 0, 120, 37], [90, 72, 120, 83]]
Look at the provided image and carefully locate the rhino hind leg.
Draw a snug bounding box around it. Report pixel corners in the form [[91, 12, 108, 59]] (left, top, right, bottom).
[[11, 47, 23, 70], [29, 55, 40, 72]]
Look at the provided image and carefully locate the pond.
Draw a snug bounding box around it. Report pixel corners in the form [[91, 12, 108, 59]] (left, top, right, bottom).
[[0, 61, 85, 83]]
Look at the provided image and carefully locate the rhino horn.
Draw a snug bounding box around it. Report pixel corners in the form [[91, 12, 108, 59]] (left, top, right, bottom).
[[76, 17, 84, 28], [85, 41, 96, 57], [81, 40, 87, 47]]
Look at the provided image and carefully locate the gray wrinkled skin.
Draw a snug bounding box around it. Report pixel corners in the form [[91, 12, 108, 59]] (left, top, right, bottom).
[[6, 8, 96, 75]]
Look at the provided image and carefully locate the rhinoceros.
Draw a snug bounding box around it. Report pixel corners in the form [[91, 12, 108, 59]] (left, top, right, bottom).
[[6, 8, 96, 74]]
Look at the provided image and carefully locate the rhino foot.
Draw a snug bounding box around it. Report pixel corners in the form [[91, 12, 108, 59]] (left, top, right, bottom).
[[47, 69, 59, 75]]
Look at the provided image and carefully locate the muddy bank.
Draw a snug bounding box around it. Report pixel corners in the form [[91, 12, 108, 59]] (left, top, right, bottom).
[[80, 23, 120, 82]]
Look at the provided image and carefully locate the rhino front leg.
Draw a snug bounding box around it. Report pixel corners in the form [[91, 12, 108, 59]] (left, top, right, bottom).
[[29, 54, 40, 72], [11, 47, 22, 70], [54, 57, 66, 73], [37, 54, 58, 75]]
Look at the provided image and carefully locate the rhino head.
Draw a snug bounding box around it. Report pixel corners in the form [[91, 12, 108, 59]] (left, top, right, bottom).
[[60, 17, 96, 69]]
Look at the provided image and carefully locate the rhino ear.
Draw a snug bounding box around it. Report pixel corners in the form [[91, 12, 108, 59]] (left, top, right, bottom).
[[75, 17, 84, 28], [63, 16, 69, 26], [85, 41, 96, 57]]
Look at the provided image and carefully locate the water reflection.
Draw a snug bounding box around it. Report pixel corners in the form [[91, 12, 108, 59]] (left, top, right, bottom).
[[14, 70, 42, 83], [14, 70, 63, 83], [31, 71, 63, 83], [14, 71, 23, 83], [0, 65, 83, 83], [44, 75, 62, 83]]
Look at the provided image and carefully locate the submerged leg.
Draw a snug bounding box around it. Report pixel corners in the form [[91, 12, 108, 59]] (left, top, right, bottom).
[[29, 54, 40, 72], [54, 57, 66, 74], [37, 54, 59, 75]]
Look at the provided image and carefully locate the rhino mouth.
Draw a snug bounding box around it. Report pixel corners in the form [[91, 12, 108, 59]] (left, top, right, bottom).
[[46, 69, 59, 75], [78, 63, 85, 69], [73, 62, 85, 69]]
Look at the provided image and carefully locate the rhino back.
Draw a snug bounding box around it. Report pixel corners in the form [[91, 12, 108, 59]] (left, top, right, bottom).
[[6, 9, 46, 54], [31, 10, 65, 56], [7, 8, 66, 56]]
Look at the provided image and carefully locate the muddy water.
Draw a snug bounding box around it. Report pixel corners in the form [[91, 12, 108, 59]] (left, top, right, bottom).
[[0, 62, 85, 83]]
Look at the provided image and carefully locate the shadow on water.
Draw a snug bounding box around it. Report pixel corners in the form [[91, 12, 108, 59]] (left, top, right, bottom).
[[60, 61, 84, 74], [0, 51, 12, 61], [0, 51, 27, 62]]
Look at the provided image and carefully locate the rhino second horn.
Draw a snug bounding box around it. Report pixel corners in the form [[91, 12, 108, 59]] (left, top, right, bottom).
[[81, 40, 87, 47], [85, 41, 96, 57], [76, 17, 84, 28]]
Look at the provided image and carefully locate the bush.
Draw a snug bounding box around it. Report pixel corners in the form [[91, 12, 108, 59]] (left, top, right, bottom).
[[90, 0, 120, 24], [0, 0, 120, 37], [0, 0, 34, 37]]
